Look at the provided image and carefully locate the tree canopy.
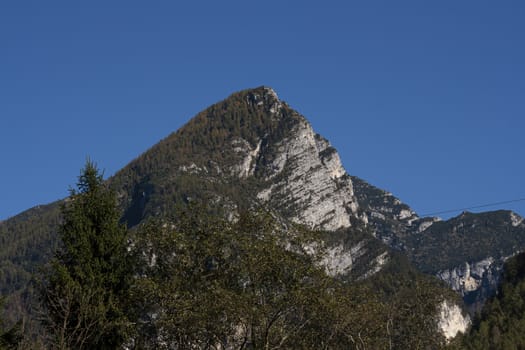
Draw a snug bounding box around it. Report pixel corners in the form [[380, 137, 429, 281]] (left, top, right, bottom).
[[29, 161, 455, 349], [40, 160, 132, 349]]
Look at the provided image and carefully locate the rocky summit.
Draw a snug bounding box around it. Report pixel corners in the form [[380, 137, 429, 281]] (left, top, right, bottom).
[[112, 86, 361, 232]]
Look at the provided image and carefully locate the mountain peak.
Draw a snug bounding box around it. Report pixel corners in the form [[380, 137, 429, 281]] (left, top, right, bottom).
[[243, 85, 279, 99], [241, 86, 283, 116], [110, 86, 361, 231], [260, 86, 280, 102]]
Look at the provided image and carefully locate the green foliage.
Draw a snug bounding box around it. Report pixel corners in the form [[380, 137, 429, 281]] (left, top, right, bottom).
[[0, 202, 61, 327], [127, 205, 452, 349], [0, 202, 60, 292], [456, 252, 525, 349], [40, 160, 132, 349], [366, 252, 454, 349], [129, 206, 386, 349]]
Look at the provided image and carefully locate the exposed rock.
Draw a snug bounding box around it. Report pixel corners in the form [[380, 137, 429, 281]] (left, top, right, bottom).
[[360, 251, 389, 279], [438, 300, 470, 341], [350, 176, 420, 247], [322, 241, 366, 276], [256, 119, 359, 231], [231, 138, 262, 178], [436, 257, 507, 313], [437, 258, 497, 295], [179, 163, 208, 174], [398, 209, 413, 220], [417, 217, 440, 233], [511, 212, 524, 227], [245, 86, 283, 116]]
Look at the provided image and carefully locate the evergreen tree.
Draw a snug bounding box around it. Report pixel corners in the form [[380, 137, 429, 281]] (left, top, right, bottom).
[[40, 160, 131, 349]]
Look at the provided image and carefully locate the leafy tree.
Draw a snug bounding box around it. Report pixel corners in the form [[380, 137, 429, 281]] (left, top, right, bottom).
[[40, 160, 132, 349], [128, 206, 392, 349], [359, 249, 459, 349]]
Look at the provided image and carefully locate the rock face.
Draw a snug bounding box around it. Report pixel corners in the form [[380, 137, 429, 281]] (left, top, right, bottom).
[[322, 243, 363, 276], [436, 257, 509, 312], [350, 176, 434, 249], [438, 300, 471, 341], [213, 87, 362, 232], [230, 138, 262, 178], [255, 116, 359, 231], [437, 258, 499, 296], [511, 212, 524, 227], [218, 88, 381, 279]]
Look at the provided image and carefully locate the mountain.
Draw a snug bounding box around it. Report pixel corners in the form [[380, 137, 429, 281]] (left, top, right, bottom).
[[0, 202, 60, 295], [351, 175, 525, 311], [101, 87, 397, 289], [407, 210, 525, 310], [1, 86, 523, 342], [110, 87, 360, 230]]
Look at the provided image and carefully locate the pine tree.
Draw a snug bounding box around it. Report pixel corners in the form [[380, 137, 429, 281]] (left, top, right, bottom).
[[41, 160, 131, 349]]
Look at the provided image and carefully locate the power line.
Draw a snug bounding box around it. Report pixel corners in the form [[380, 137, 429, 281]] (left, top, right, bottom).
[[420, 197, 525, 217]]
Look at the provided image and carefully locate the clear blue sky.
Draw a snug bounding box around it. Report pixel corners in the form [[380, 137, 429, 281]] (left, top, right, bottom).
[[1, 1, 524, 221]]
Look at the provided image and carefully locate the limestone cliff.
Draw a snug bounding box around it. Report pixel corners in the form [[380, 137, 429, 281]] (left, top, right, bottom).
[[438, 300, 471, 341], [255, 113, 359, 231]]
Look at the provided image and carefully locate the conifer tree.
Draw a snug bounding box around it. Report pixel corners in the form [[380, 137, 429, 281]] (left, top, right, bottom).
[[41, 160, 131, 349]]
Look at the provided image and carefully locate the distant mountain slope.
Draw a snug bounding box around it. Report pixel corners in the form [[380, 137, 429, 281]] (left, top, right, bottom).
[[407, 210, 525, 273], [410, 210, 525, 311], [352, 175, 525, 310], [0, 202, 60, 294]]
